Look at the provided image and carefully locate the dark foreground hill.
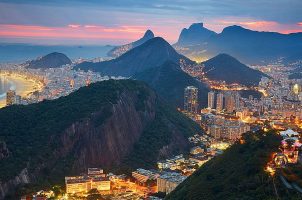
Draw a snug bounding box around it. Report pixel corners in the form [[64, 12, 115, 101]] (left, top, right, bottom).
[[75, 37, 194, 77], [133, 61, 209, 108], [0, 79, 202, 199], [202, 54, 269, 86], [27, 52, 71, 69], [166, 131, 301, 200], [107, 30, 155, 57]]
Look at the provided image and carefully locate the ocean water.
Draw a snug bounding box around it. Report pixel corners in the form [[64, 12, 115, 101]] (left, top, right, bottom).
[[0, 44, 114, 63]]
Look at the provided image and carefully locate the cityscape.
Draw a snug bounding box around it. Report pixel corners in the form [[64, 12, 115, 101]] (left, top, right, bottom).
[[0, 1, 302, 200]]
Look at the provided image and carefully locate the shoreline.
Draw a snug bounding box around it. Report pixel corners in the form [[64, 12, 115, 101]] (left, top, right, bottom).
[[0, 74, 42, 108]]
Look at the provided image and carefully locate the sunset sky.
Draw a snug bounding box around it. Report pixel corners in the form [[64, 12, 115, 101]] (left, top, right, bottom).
[[0, 0, 302, 45]]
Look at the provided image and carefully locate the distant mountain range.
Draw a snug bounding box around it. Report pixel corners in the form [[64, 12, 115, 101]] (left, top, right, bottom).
[[134, 61, 209, 108], [176, 23, 216, 46], [75, 37, 194, 77], [175, 23, 302, 64], [27, 52, 71, 69], [0, 79, 202, 199], [166, 131, 301, 200], [202, 54, 269, 86], [107, 30, 154, 57]]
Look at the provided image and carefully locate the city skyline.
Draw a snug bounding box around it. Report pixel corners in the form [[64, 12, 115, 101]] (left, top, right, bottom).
[[0, 0, 302, 45]]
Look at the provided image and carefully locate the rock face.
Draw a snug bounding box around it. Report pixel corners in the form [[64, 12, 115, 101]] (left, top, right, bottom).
[[107, 30, 155, 57], [176, 23, 217, 46], [27, 52, 71, 69], [75, 37, 194, 77], [0, 79, 202, 199]]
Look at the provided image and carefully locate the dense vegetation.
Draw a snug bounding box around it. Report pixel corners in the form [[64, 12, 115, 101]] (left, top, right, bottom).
[[0, 79, 202, 198], [202, 53, 269, 86], [27, 52, 71, 68], [133, 60, 209, 108], [166, 131, 301, 200], [121, 101, 202, 171]]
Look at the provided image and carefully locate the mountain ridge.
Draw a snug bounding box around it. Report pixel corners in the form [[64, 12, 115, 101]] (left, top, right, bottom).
[[75, 37, 194, 77]]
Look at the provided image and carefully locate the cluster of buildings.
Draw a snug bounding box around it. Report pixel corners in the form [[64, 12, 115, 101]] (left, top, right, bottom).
[[208, 91, 241, 113], [65, 168, 110, 194], [265, 129, 302, 176], [201, 114, 250, 141], [0, 63, 124, 107]]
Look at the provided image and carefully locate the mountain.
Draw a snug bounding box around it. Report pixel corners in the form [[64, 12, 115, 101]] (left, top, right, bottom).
[[176, 23, 217, 46], [75, 37, 194, 77], [0, 79, 202, 199], [27, 52, 72, 69], [175, 23, 302, 64], [202, 54, 268, 86], [107, 30, 155, 57], [166, 131, 301, 200], [133, 60, 209, 108]]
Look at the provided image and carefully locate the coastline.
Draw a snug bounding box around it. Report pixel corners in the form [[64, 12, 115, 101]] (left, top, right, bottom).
[[0, 74, 42, 108]]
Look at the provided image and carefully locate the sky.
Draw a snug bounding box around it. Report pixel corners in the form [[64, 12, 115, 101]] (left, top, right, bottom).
[[0, 0, 302, 45]]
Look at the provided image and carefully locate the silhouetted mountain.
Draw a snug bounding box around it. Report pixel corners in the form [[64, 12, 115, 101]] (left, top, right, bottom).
[[166, 131, 301, 200], [107, 30, 155, 57], [176, 23, 302, 64], [202, 54, 269, 86], [27, 52, 71, 69], [75, 37, 194, 77], [133, 61, 209, 108], [0, 79, 202, 199], [176, 23, 217, 46]]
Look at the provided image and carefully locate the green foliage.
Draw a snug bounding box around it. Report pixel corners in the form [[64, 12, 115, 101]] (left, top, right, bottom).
[[0, 80, 151, 182], [119, 99, 202, 172], [166, 131, 301, 200]]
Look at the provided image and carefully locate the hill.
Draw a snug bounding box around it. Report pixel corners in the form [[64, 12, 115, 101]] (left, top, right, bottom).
[[75, 37, 194, 77], [107, 30, 155, 57], [166, 131, 301, 200], [0, 79, 202, 199], [176, 23, 217, 46], [175, 23, 302, 64], [202, 54, 268, 86], [27, 52, 71, 69], [133, 61, 209, 108]]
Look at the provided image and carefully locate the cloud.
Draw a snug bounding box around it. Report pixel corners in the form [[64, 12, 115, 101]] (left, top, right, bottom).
[[0, 0, 301, 44]]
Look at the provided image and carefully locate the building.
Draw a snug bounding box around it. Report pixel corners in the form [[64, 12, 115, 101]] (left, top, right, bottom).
[[208, 91, 215, 109], [184, 86, 198, 114], [157, 172, 186, 194], [132, 169, 159, 184], [6, 89, 16, 106], [216, 92, 224, 112], [65, 168, 110, 194], [224, 92, 235, 113]]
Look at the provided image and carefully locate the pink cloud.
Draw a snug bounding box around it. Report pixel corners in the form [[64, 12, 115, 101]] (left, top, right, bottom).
[[0, 24, 147, 43]]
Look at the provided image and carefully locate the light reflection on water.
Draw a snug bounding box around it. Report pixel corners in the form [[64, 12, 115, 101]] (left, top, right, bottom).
[[0, 75, 15, 99]]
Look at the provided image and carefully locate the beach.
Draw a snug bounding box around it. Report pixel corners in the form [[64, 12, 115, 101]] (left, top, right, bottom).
[[0, 74, 41, 108]]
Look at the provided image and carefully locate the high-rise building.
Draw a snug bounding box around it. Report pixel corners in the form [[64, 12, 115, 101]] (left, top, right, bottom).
[[235, 92, 241, 110], [184, 86, 198, 113], [225, 92, 235, 113], [208, 91, 215, 109], [6, 89, 16, 106], [216, 92, 224, 112]]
